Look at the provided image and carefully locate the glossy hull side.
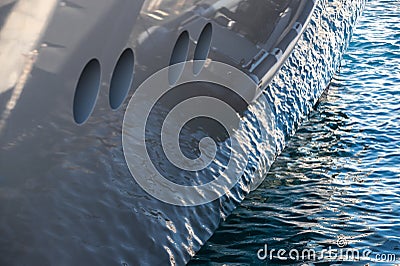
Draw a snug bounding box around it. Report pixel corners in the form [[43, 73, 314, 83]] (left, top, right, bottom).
[[0, 0, 364, 265]]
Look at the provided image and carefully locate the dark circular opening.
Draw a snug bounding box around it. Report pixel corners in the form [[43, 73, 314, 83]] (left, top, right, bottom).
[[109, 48, 135, 110], [169, 31, 190, 85], [73, 59, 101, 124], [193, 23, 213, 75]]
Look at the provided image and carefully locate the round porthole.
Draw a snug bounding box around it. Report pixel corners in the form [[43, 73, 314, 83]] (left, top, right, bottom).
[[193, 23, 213, 75], [169, 31, 190, 85], [73, 59, 101, 125], [109, 48, 135, 110]]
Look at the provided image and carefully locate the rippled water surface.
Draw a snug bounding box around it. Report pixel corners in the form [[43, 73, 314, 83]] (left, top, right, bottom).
[[191, 1, 400, 264]]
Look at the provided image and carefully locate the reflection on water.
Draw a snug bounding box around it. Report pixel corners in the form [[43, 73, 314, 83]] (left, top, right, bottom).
[[191, 0, 400, 264]]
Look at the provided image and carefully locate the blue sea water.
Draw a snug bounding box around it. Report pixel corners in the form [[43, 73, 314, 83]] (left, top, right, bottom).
[[191, 0, 400, 265]]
